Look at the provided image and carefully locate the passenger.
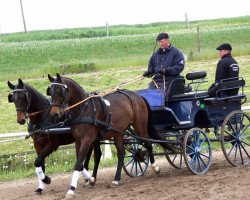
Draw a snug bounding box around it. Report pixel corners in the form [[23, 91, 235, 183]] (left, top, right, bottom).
[[143, 32, 185, 89], [208, 43, 239, 97]]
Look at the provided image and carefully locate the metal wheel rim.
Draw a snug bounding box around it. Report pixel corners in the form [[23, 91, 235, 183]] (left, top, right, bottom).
[[123, 139, 149, 177], [221, 110, 250, 166], [183, 127, 212, 175]]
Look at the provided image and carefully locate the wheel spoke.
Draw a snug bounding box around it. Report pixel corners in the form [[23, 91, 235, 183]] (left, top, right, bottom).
[[233, 144, 238, 164], [239, 123, 250, 137], [199, 152, 211, 159], [225, 129, 237, 139], [199, 137, 207, 148], [228, 121, 237, 135], [135, 161, 138, 175], [137, 161, 144, 173], [198, 154, 207, 168], [223, 138, 237, 144], [200, 146, 211, 151], [193, 156, 197, 172], [227, 141, 237, 158], [240, 143, 250, 159], [197, 130, 201, 146], [130, 160, 135, 174], [238, 143, 244, 165], [242, 140, 250, 147], [125, 158, 133, 167], [197, 155, 202, 172]]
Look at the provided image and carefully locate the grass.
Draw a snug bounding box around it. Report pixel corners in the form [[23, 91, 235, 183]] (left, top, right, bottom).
[[0, 16, 250, 81]]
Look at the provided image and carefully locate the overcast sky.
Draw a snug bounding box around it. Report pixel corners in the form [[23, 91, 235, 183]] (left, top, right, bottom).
[[0, 0, 249, 33]]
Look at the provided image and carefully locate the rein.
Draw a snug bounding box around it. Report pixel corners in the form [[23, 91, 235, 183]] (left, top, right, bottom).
[[64, 94, 102, 112], [62, 76, 146, 112], [28, 109, 48, 117]]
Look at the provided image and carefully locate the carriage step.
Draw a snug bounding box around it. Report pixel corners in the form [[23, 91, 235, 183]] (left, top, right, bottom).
[[179, 121, 191, 125]]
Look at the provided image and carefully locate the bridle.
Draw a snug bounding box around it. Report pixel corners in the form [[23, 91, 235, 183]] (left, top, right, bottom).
[[47, 82, 71, 117], [8, 88, 31, 115]]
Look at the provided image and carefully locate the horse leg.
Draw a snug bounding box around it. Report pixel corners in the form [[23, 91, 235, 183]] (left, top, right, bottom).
[[144, 141, 160, 174], [112, 138, 125, 186], [34, 144, 56, 194], [88, 141, 102, 186], [66, 141, 92, 198], [82, 144, 96, 186]]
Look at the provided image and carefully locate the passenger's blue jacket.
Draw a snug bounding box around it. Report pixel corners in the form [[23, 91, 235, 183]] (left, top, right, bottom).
[[147, 44, 185, 88]]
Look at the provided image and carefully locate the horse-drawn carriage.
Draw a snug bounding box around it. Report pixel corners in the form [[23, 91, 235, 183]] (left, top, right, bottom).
[[123, 71, 250, 176], [7, 71, 250, 197]]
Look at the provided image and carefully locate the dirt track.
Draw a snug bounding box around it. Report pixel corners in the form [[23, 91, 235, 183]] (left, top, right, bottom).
[[1, 151, 250, 200]]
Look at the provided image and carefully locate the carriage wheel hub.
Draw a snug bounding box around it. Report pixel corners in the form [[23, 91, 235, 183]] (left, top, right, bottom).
[[195, 147, 200, 153]]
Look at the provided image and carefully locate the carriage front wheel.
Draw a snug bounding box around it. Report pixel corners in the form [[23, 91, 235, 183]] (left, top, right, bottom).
[[183, 128, 212, 175], [221, 110, 250, 166], [123, 137, 149, 177]]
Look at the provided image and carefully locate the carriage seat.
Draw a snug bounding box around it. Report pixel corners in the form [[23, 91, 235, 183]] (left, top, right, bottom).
[[205, 77, 246, 104], [186, 71, 207, 81]]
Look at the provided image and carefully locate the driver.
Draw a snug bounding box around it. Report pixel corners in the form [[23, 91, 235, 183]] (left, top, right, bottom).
[[143, 32, 185, 89]]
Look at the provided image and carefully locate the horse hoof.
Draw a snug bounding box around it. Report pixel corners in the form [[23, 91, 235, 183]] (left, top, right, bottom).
[[111, 181, 119, 187], [151, 163, 160, 174], [89, 177, 95, 186], [65, 190, 74, 198], [34, 188, 43, 195], [42, 176, 51, 184]]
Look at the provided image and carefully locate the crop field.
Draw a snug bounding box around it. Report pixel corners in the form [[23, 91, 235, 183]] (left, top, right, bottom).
[[0, 16, 250, 182]]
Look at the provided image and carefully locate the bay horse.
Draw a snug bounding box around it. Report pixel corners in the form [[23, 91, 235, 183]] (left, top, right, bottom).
[[47, 73, 161, 198], [7, 79, 95, 194]]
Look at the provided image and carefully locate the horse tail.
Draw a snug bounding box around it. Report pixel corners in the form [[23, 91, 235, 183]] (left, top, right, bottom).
[[142, 97, 174, 152]]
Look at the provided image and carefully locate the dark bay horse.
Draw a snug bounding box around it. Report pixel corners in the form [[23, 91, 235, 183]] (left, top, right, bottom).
[[7, 79, 94, 194], [47, 73, 160, 198]]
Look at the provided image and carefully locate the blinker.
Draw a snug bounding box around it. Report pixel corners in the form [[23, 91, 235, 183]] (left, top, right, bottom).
[[8, 93, 13, 103]]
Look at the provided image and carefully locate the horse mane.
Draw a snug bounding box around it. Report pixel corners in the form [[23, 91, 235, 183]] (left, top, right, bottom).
[[61, 77, 86, 94], [24, 84, 49, 105]]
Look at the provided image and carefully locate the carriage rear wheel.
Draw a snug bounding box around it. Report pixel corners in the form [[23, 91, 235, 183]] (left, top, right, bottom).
[[221, 110, 250, 166], [183, 128, 212, 175], [161, 131, 184, 169], [165, 145, 184, 169], [123, 137, 149, 177]]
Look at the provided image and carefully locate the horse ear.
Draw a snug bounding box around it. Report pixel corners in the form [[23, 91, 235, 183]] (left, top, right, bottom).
[[18, 79, 24, 88], [56, 73, 62, 82], [7, 81, 15, 90], [48, 74, 55, 82]]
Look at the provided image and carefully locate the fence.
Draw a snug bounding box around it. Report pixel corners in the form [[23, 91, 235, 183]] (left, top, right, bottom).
[[1, 106, 250, 159], [0, 132, 112, 159]]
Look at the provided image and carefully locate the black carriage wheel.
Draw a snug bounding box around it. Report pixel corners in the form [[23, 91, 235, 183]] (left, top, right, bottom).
[[165, 144, 184, 169], [160, 131, 184, 169], [183, 128, 212, 175], [122, 137, 149, 178], [221, 110, 250, 167]]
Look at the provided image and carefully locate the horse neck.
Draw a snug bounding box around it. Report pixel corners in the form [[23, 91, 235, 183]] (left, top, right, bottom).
[[26, 86, 50, 121], [64, 80, 91, 118]]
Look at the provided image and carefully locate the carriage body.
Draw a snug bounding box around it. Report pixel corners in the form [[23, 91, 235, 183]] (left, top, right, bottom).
[[133, 72, 250, 175]]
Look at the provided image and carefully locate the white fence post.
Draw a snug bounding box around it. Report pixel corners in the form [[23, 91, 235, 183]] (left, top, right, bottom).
[[102, 140, 112, 159]]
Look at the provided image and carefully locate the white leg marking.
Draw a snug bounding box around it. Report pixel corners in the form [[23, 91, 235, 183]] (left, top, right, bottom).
[[151, 163, 160, 174], [36, 166, 45, 180], [81, 168, 91, 179], [70, 171, 80, 189]]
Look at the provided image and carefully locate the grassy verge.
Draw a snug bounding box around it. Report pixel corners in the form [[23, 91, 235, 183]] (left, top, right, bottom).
[[0, 16, 249, 82]]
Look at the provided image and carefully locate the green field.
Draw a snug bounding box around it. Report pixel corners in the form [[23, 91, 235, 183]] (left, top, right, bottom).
[[0, 16, 250, 181]]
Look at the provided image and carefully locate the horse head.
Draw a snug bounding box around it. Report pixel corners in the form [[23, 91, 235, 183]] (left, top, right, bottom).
[[47, 73, 72, 120], [7, 79, 31, 124]]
